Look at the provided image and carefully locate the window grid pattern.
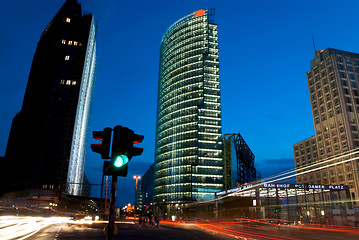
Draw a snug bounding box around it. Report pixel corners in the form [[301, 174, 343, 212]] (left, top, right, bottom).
[[294, 48, 359, 200], [155, 10, 222, 203]]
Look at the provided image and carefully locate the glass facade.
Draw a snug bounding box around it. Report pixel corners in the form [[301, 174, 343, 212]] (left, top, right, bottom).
[[154, 9, 223, 203], [67, 15, 97, 196]]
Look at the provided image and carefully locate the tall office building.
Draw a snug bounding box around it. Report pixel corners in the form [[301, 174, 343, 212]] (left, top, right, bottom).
[[293, 48, 359, 203], [154, 9, 223, 203], [2, 0, 96, 197]]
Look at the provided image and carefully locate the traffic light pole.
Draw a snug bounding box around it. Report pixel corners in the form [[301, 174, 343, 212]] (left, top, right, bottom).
[[107, 175, 117, 240], [91, 125, 143, 239]]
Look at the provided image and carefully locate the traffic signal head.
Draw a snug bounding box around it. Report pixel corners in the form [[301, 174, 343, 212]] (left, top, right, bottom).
[[107, 125, 144, 177], [91, 127, 112, 159], [129, 133, 144, 158], [109, 126, 130, 176]]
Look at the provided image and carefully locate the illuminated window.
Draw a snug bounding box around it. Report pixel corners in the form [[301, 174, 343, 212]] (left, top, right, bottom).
[[65, 55, 70, 60], [62, 39, 66, 44], [66, 18, 71, 23], [72, 81, 76, 85], [74, 41, 78, 46], [66, 80, 71, 85], [60, 79, 65, 84], [68, 41, 73, 45]]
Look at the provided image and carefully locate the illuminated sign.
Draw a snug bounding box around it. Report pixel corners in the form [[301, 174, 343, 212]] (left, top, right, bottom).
[[216, 183, 347, 196], [195, 9, 205, 17], [264, 183, 290, 188], [328, 185, 345, 190], [263, 183, 346, 190], [216, 184, 253, 196]]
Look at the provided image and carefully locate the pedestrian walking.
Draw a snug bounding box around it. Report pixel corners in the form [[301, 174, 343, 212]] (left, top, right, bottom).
[[154, 216, 159, 228]]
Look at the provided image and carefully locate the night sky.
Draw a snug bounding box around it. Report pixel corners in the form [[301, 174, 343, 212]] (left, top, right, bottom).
[[1, 0, 359, 207]]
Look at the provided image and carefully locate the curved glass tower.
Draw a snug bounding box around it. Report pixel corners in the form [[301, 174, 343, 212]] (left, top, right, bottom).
[[155, 9, 223, 203]]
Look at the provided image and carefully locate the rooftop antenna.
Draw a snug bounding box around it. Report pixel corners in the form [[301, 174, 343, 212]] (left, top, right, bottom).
[[312, 33, 317, 53]]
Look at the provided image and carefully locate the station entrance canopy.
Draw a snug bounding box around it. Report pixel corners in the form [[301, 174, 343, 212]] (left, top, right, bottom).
[[216, 183, 349, 198], [214, 182, 353, 225]]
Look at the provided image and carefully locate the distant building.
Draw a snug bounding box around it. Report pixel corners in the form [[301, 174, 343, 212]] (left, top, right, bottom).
[[293, 48, 359, 204], [82, 175, 92, 197], [2, 0, 96, 197], [141, 164, 155, 209], [154, 9, 223, 204], [136, 181, 143, 213], [221, 133, 258, 190]]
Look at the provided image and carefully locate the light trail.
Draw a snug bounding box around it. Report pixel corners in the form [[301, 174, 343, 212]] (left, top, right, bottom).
[[212, 149, 359, 202], [160, 149, 359, 207], [262, 148, 359, 184], [231, 218, 359, 235], [161, 220, 253, 239], [162, 219, 359, 239], [271, 156, 359, 184], [199, 223, 298, 240], [0, 216, 69, 240]]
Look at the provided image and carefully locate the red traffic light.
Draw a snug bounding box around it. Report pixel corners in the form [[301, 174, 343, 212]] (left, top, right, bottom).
[[91, 127, 112, 159], [131, 134, 144, 157]]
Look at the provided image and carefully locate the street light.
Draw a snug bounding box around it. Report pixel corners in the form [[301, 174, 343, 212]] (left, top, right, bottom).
[[133, 175, 141, 216]]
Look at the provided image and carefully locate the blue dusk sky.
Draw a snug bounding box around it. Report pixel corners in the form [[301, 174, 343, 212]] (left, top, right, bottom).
[[1, 0, 359, 206]]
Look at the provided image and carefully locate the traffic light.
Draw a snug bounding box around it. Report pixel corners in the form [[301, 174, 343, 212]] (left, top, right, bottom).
[[128, 131, 144, 159], [106, 125, 144, 177], [91, 127, 112, 159], [109, 126, 129, 176]]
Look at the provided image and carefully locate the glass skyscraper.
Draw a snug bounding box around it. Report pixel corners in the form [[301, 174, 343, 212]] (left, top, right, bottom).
[[154, 9, 223, 203]]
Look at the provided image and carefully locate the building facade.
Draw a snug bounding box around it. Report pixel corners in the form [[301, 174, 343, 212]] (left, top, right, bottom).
[[2, 0, 96, 197], [293, 48, 359, 204], [141, 164, 155, 208], [215, 182, 352, 225], [222, 133, 258, 190], [154, 9, 223, 203]]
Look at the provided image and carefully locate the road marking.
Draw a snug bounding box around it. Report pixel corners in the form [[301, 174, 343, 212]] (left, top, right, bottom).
[[54, 225, 63, 240]]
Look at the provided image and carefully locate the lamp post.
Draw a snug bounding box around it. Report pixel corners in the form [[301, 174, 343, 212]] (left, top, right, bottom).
[[133, 175, 141, 217]]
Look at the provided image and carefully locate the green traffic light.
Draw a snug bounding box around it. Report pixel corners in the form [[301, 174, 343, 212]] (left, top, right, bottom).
[[114, 155, 129, 168]]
